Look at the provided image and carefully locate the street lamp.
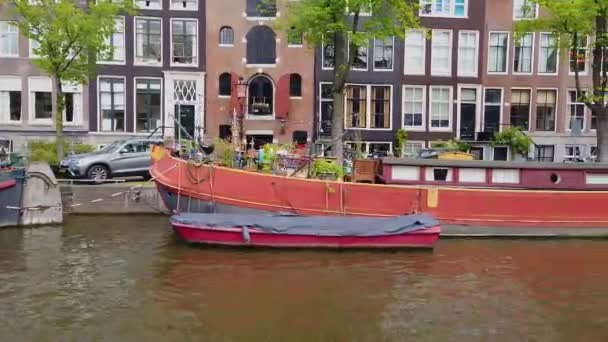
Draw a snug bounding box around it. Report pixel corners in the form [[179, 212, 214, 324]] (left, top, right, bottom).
[[234, 77, 248, 150]]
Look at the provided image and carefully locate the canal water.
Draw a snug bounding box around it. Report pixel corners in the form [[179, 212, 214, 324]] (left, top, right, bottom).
[[0, 216, 607, 341]]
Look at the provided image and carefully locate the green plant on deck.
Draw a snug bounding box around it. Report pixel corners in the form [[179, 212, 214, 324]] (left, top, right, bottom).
[[432, 139, 471, 153], [213, 138, 235, 167], [27, 140, 95, 166], [492, 127, 533, 157], [311, 158, 343, 180], [393, 129, 408, 157]]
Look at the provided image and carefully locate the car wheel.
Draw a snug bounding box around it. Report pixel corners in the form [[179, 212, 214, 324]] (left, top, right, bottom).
[[87, 165, 110, 183]]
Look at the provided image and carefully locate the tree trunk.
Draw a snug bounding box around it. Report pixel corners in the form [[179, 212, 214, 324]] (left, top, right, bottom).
[[52, 76, 65, 161], [596, 112, 608, 162], [330, 31, 349, 170]]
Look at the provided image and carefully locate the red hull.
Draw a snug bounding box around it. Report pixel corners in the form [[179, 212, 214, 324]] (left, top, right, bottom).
[[151, 147, 608, 228], [172, 223, 441, 249]]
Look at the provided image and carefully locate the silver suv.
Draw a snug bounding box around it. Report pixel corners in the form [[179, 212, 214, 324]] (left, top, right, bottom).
[[59, 138, 163, 181]]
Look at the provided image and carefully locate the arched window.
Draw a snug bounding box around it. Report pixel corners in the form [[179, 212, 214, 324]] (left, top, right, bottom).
[[248, 75, 273, 116], [289, 74, 302, 97], [246, 26, 276, 64], [219, 73, 232, 96], [219, 26, 234, 46]]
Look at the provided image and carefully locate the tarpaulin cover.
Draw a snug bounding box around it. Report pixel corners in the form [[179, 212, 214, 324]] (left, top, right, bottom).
[[170, 213, 439, 237]]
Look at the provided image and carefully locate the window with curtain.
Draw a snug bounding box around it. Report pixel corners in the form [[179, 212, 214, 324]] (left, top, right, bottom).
[[513, 33, 533, 73], [371, 86, 390, 129], [373, 37, 393, 70], [510, 89, 530, 130], [0, 21, 19, 57], [319, 83, 334, 136], [135, 17, 162, 65], [431, 30, 451, 76], [539, 33, 558, 74], [458, 31, 478, 76], [513, 0, 538, 19], [536, 90, 556, 131], [99, 77, 125, 132], [346, 85, 367, 128], [488, 32, 508, 73], [568, 90, 586, 131], [403, 86, 424, 129], [420, 0, 467, 17], [430, 87, 451, 129], [483, 88, 502, 133], [404, 30, 425, 75], [172, 19, 197, 65]]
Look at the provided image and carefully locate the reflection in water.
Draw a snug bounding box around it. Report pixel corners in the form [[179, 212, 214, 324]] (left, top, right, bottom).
[[0, 216, 607, 341]]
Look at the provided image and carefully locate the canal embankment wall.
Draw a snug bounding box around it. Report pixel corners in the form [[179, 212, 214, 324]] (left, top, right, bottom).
[[60, 183, 166, 215]]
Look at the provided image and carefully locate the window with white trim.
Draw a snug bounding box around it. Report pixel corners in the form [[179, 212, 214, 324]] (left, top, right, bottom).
[[429, 86, 452, 129], [403, 86, 425, 129], [565, 145, 584, 161], [458, 31, 478, 77], [420, 0, 467, 17], [431, 30, 452, 76], [513, 33, 533, 74], [536, 89, 556, 131], [404, 30, 425, 75], [99, 18, 125, 63], [513, 0, 538, 20], [570, 35, 588, 74], [99, 77, 125, 132], [136, 0, 161, 9], [29, 39, 40, 58], [568, 90, 586, 131], [0, 77, 21, 122], [135, 79, 162, 133], [319, 83, 333, 136], [510, 89, 530, 131], [350, 37, 368, 70], [345, 85, 391, 129], [288, 27, 303, 46], [29, 77, 52, 122], [62, 83, 83, 125], [404, 142, 424, 158], [322, 37, 335, 69], [0, 21, 19, 57], [488, 32, 508, 73], [373, 37, 393, 70], [171, 0, 197, 10], [171, 19, 197, 66], [135, 17, 162, 65], [483, 88, 502, 133], [539, 33, 558, 74]]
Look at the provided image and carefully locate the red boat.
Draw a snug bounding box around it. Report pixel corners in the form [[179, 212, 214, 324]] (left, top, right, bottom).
[[170, 213, 441, 249], [150, 145, 608, 228]]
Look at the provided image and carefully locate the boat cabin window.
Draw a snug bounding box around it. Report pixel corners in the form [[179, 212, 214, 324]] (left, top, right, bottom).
[[426, 167, 453, 182], [493, 146, 508, 161]]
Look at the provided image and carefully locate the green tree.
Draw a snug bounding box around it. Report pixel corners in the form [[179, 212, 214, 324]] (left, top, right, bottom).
[[6, 0, 132, 160], [516, 0, 608, 161], [276, 0, 420, 165]]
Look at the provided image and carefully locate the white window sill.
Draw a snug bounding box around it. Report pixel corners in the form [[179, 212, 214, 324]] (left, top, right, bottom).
[[290, 96, 302, 100], [487, 71, 508, 75], [322, 67, 335, 71], [134, 61, 163, 67], [458, 73, 478, 78], [0, 121, 22, 125], [429, 127, 453, 132], [246, 115, 274, 121], [170, 6, 198, 11], [403, 126, 426, 132], [346, 127, 393, 131], [136, 5, 162, 10], [97, 60, 126, 65], [246, 64, 276, 68], [91, 131, 136, 136], [0, 55, 19, 58], [218, 95, 231, 99], [352, 68, 369, 72], [373, 68, 394, 72], [171, 62, 199, 68], [288, 45, 303, 48], [513, 72, 533, 76], [219, 44, 234, 48], [245, 17, 277, 21], [404, 71, 426, 76], [538, 72, 559, 76], [419, 14, 468, 19], [431, 72, 452, 77]]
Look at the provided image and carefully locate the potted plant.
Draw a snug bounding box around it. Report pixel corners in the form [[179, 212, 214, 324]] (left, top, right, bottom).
[[393, 129, 408, 157], [311, 158, 343, 180], [492, 127, 533, 160]]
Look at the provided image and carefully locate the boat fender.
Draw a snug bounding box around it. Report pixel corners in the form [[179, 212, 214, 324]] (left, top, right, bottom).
[[242, 226, 251, 243]]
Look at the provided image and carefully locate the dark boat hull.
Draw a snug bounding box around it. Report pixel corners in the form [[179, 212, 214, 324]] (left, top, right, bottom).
[[0, 169, 25, 228]]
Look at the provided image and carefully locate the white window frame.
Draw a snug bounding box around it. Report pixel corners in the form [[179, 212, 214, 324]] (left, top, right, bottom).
[[419, 0, 468, 18], [402, 85, 426, 131], [287, 30, 304, 48], [321, 38, 335, 70], [343, 83, 393, 131], [566, 89, 588, 132], [429, 85, 453, 132], [512, 32, 534, 75], [0, 76, 22, 124], [98, 16, 126, 65], [403, 141, 425, 158], [345, 141, 393, 158], [431, 29, 452, 76], [28, 76, 53, 125], [569, 35, 590, 76], [456, 84, 482, 139], [170, 0, 198, 11], [170, 18, 198, 68], [349, 35, 369, 71], [134, 16, 163, 67], [509, 87, 532, 132], [133, 77, 163, 133], [564, 144, 585, 160], [513, 0, 539, 20], [61, 82, 84, 126], [538, 32, 559, 76], [97, 75, 127, 133], [0, 21, 19, 58], [318, 81, 334, 135], [457, 30, 479, 77], [29, 38, 39, 58], [404, 29, 426, 76], [535, 88, 559, 132], [372, 36, 394, 72], [487, 31, 510, 75], [482, 87, 504, 133], [135, 0, 162, 10], [491, 146, 511, 161]]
